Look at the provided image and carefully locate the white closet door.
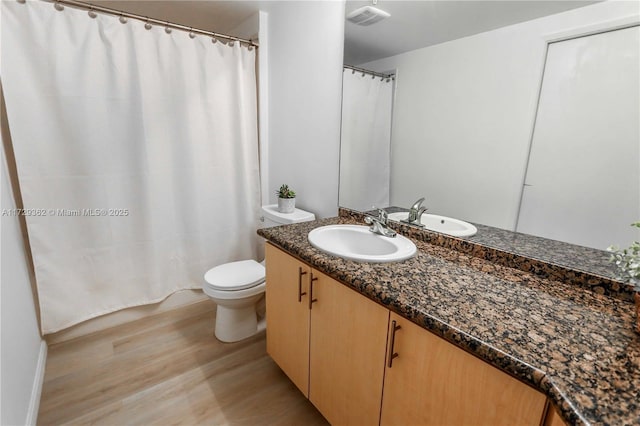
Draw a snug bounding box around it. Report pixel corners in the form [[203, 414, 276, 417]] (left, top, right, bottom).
[[517, 26, 640, 250]]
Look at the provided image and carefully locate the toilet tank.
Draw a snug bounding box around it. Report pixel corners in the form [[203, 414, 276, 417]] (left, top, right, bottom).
[[260, 204, 315, 228]]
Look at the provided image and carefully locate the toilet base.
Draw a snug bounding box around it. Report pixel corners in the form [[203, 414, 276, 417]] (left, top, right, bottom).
[[214, 303, 265, 343]]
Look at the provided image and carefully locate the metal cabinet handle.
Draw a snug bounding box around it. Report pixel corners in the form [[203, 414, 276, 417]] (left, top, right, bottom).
[[388, 320, 401, 368], [308, 273, 318, 309], [298, 267, 307, 302]]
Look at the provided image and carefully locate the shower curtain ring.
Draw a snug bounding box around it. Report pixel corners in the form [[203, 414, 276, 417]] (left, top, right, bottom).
[[119, 13, 127, 24], [88, 7, 97, 18], [189, 28, 196, 39], [144, 18, 152, 30], [211, 37, 217, 44], [17, 0, 27, 4], [54, 1, 64, 11]]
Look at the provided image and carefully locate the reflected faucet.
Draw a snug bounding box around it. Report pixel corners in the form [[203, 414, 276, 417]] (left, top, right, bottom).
[[402, 197, 427, 227], [365, 208, 397, 238]]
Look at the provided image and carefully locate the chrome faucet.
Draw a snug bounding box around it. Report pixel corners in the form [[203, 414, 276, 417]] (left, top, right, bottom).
[[402, 197, 427, 227], [365, 208, 397, 238]]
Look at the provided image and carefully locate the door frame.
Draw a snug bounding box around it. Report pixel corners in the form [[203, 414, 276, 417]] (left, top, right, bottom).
[[513, 14, 640, 232]]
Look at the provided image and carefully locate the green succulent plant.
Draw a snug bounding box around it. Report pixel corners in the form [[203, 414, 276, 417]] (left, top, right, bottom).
[[276, 184, 296, 199], [607, 222, 640, 292]]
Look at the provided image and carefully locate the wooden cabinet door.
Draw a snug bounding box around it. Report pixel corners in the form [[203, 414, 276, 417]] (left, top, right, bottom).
[[380, 313, 546, 426], [265, 243, 311, 397], [544, 403, 567, 426], [309, 269, 389, 426]]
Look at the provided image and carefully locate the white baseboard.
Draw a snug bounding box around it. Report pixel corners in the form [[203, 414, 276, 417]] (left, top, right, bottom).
[[25, 340, 47, 426]]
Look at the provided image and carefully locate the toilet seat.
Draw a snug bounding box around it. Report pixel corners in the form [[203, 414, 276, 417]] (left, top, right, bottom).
[[204, 260, 265, 291], [203, 281, 266, 301]]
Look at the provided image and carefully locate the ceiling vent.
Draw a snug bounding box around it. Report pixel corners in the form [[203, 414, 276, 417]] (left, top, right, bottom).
[[346, 6, 390, 26]]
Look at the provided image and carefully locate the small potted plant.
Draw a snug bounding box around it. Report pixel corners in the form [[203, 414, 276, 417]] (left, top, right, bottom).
[[607, 222, 640, 334], [276, 184, 296, 213]]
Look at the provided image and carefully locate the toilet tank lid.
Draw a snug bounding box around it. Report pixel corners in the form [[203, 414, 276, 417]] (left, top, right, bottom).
[[261, 204, 316, 224]]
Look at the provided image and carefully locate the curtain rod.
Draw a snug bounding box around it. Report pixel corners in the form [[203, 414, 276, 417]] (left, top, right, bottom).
[[37, 0, 259, 47], [343, 64, 395, 81]]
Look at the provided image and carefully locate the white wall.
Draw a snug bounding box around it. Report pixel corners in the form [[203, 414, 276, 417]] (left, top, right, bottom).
[[1, 122, 46, 425], [266, 1, 345, 219], [360, 1, 640, 230], [258, 10, 270, 207]]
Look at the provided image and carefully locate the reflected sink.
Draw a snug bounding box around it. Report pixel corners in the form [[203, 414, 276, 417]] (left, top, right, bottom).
[[387, 212, 478, 237], [308, 225, 417, 263]]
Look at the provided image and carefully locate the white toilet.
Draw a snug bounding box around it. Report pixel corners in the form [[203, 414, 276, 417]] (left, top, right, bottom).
[[203, 204, 315, 342]]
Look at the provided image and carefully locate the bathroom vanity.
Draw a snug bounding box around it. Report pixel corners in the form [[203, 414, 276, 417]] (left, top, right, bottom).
[[258, 209, 639, 426]]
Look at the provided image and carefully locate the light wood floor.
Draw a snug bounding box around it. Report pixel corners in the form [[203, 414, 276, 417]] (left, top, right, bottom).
[[38, 301, 328, 426]]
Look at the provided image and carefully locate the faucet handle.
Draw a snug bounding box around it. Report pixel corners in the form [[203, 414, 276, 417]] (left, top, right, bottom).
[[370, 206, 388, 222], [403, 200, 428, 227], [365, 207, 396, 238], [410, 197, 426, 211]]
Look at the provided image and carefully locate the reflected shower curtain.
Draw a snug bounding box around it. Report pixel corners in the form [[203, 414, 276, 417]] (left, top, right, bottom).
[[339, 69, 393, 211], [1, 1, 260, 333]]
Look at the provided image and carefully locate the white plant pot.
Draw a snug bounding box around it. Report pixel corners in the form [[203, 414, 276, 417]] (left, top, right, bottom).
[[278, 197, 295, 213]]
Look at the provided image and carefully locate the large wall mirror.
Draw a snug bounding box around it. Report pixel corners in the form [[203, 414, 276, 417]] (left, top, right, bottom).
[[339, 0, 639, 254]]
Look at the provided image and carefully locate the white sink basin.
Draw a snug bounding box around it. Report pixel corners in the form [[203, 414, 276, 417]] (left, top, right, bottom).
[[308, 225, 417, 263], [387, 212, 478, 237]]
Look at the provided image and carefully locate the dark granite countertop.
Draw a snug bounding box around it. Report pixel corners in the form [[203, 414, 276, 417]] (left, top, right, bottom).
[[467, 223, 618, 280], [258, 215, 640, 426], [380, 206, 619, 280], [377, 207, 632, 302]]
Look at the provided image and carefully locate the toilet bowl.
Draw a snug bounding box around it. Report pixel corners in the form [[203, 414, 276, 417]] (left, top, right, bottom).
[[203, 204, 315, 342], [203, 260, 267, 342]]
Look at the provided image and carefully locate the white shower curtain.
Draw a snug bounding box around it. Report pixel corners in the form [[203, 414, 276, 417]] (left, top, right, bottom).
[[339, 69, 393, 211], [1, 1, 261, 334]]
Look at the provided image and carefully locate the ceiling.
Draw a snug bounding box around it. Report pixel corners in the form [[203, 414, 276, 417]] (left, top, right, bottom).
[[90, 1, 600, 64], [344, 0, 600, 64]]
